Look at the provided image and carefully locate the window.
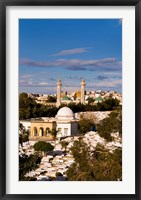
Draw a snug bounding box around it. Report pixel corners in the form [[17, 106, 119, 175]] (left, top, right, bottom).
[[64, 128, 68, 136]]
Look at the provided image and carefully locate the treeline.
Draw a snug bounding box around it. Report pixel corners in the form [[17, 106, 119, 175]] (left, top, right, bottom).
[[19, 93, 58, 119], [19, 92, 120, 120]]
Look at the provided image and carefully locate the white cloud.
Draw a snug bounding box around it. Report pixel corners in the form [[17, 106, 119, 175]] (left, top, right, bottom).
[[20, 57, 122, 72], [19, 80, 50, 87], [20, 74, 34, 79], [51, 48, 89, 56], [39, 82, 48, 86], [88, 79, 122, 88]]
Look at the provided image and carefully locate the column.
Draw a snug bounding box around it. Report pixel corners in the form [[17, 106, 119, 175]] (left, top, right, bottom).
[[56, 79, 62, 107], [81, 79, 86, 104]]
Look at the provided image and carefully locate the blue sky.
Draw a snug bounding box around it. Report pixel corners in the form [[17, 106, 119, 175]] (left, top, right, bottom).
[[19, 19, 122, 94]]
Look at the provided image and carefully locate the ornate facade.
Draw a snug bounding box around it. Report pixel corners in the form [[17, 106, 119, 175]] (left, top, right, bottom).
[[29, 107, 78, 140]]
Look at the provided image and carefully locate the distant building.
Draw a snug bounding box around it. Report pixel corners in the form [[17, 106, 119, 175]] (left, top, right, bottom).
[[94, 96, 103, 103], [26, 81, 122, 106], [75, 90, 81, 100], [61, 95, 72, 105], [56, 79, 86, 107]]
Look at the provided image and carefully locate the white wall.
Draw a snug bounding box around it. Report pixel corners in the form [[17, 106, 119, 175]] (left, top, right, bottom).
[[57, 123, 71, 137], [57, 121, 78, 137]]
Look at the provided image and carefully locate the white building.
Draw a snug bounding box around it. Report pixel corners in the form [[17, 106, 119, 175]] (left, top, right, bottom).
[[56, 107, 78, 138], [20, 107, 78, 140]]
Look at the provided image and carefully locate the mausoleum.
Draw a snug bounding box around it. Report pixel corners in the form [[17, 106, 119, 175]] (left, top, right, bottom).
[[56, 107, 78, 137], [28, 107, 78, 140]]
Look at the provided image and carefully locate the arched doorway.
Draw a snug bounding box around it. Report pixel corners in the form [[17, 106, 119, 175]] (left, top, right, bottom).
[[39, 127, 44, 136], [46, 127, 50, 137], [33, 127, 38, 136]]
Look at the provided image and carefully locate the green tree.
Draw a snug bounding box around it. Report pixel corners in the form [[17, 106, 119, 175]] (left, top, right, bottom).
[[19, 93, 36, 119], [97, 109, 122, 141], [70, 138, 91, 175], [67, 139, 122, 181], [91, 144, 122, 181], [19, 93, 59, 119], [94, 98, 120, 111], [19, 123, 29, 145], [19, 153, 42, 181], [103, 98, 120, 110], [67, 138, 94, 181], [47, 95, 56, 102], [86, 97, 95, 104], [67, 102, 86, 113], [33, 141, 54, 153], [78, 115, 95, 135], [50, 128, 58, 139], [22, 133, 29, 143]]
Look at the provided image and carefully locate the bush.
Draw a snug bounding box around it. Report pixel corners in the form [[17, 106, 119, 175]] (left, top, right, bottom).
[[56, 172, 63, 177], [33, 141, 54, 153]]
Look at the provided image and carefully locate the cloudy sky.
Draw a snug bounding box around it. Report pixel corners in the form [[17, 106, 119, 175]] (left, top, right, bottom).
[[19, 19, 122, 94]]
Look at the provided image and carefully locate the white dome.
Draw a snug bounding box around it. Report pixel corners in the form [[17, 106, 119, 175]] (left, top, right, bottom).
[[56, 107, 74, 120]]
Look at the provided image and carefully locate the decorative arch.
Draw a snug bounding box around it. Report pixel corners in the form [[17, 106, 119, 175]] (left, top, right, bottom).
[[39, 127, 44, 136], [45, 127, 50, 137], [33, 127, 38, 136]]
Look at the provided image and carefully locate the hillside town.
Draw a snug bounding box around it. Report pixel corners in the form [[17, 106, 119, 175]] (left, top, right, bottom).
[[19, 79, 122, 181], [27, 80, 122, 106]]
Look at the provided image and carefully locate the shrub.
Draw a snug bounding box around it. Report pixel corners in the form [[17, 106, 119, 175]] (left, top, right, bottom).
[[56, 172, 63, 177], [33, 141, 54, 153]]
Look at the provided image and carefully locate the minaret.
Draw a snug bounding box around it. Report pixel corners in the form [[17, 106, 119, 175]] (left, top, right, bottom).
[[56, 79, 62, 107], [81, 79, 86, 104]]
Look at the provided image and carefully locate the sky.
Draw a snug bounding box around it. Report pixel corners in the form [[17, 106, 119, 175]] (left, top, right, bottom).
[[19, 19, 122, 94]]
